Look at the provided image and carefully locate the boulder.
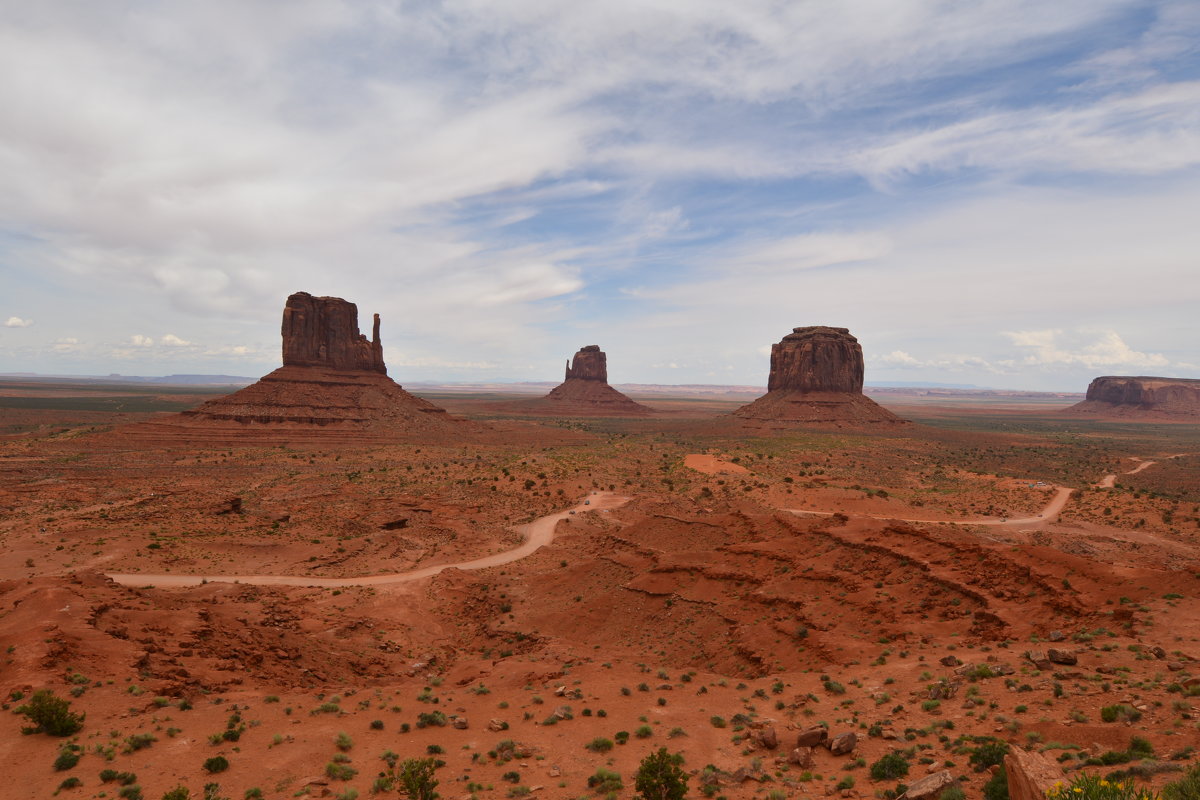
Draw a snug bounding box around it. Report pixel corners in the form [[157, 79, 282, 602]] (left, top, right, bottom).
[[1004, 746, 1065, 800], [757, 726, 778, 750], [828, 731, 857, 756], [899, 770, 957, 800], [1047, 649, 1077, 666], [789, 747, 815, 768], [796, 726, 829, 748]]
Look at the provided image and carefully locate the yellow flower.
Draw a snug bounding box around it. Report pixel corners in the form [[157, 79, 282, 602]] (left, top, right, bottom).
[[1101, 780, 1110, 787], [1074, 789, 1083, 794]]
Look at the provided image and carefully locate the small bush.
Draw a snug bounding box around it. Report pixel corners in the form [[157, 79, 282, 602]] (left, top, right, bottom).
[[203, 756, 230, 774], [18, 690, 85, 736], [1164, 760, 1200, 800], [585, 737, 614, 753], [635, 748, 688, 800], [588, 768, 623, 793], [971, 740, 1011, 772], [870, 752, 910, 781], [54, 744, 82, 771], [162, 789, 191, 800], [1101, 705, 1143, 724], [326, 761, 357, 781], [983, 767, 1009, 800]]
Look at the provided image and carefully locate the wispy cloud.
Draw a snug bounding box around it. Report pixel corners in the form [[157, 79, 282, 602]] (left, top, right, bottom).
[[4, 317, 33, 328]]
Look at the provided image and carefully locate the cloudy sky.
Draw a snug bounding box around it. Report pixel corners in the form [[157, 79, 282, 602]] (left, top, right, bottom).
[[2, 1, 1197, 390]]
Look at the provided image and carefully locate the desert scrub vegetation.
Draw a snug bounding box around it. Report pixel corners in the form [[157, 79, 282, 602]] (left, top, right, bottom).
[[17, 689, 85, 735], [635, 748, 688, 800], [870, 752, 910, 780]]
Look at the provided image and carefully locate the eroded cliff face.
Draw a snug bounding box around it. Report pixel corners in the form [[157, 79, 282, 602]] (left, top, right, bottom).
[[1066, 376, 1200, 418], [282, 292, 386, 373], [767, 327, 864, 393], [564, 345, 607, 382], [735, 325, 904, 426]]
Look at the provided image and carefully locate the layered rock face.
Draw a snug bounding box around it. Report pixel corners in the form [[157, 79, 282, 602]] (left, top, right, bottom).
[[506, 345, 652, 417], [282, 292, 385, 373], [735, 326, 904, 426], [135, 292, 465, 442], [1065, 376, 1200, 418], [767, 326, 863, 393], [564, 345, 607, 382]]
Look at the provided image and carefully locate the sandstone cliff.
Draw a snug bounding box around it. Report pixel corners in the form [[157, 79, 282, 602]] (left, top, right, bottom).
[[735, 326, 904, 426], [282, 292, 386, 373], [1065, 375, 1200, 418], [504, 345, 653, 417]]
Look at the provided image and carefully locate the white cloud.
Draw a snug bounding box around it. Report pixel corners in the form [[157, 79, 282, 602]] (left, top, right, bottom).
[[1005, 329, 1170, 369], [159, 334, 192, 347], [4, 316, 33, 328], [130, 334, 153, 347]]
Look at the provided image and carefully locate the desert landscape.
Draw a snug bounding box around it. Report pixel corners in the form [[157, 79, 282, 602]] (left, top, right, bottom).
[[2, 298, 1199, 800]]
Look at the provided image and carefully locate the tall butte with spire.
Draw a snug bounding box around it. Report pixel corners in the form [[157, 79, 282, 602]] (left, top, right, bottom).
[[138, 292, 464, 443], [504, 345, 652, 416], [734, 326, 905, 426]]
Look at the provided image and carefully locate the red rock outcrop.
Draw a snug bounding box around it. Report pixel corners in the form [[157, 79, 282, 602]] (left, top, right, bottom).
[[282, 292, 385, 373], [503, 345, 653, 417], [735, 326, 905, 426], [564, 345, 607, 382], [1004, 746, 1064, 800], [1065, 376, 1200, 418], [127, 292, 467, 442]]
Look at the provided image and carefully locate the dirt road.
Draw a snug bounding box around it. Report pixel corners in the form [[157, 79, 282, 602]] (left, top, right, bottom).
[[107, 492, 629, 589], [784, 485, 1073, 527]]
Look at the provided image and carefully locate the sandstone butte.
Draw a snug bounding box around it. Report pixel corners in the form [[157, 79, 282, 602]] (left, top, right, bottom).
[[1065, 375, 1200, 418], [125, 292, 466, 443], [734, 325, 906, 426], [503, 345, 653, 417]]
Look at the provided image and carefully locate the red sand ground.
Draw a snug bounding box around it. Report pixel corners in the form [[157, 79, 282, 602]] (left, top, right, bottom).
[[2, 385, 1199, 799]]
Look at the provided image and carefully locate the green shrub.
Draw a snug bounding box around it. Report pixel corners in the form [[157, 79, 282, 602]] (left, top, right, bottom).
[[939, 787, 966, 800], [585, 737, 614, 753], [54, 744, 82, 771], [588, 768, 623, 793], [870, 752, 910, 781], [635, 725, 653, 739], [1100, 705, 1143, 724], [634, 748, 688, 800], [395, 757, 439, 800], [1163, 760, 1200, 800], [335, 732, 353, 751], [983, 767, 1009, 800], [204, 756, 230, 774], [971, 739, 1011, 772], [58, 777, 82, 791], [162, 789, 191, 800], [17, 690, 85, 736], [326, 761, 357, 781]]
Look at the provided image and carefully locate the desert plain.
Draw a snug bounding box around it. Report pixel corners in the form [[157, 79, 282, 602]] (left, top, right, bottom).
[[2, 378, 1200, 800]]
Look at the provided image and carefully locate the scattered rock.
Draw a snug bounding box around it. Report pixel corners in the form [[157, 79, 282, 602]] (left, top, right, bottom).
[[1026, 650, 1052, 670], [789, 747, 815, 768], [1150, 646, 1167, 659], [757, 726, 779, 750], [898, 770, 957, 800], [1047, 649, 1077, 666], [487, 719, 506, 732], [1004, 746, 1065, 800], [940, 655, 962, 667], [796, 726, 828, 748], [828, 731, 857, 756], [1047, 630, 1067, 642], [452, 717, 469, 730]]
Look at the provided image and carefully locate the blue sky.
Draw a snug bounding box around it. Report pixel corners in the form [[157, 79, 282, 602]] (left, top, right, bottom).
[[1, 0, 1198, 390]]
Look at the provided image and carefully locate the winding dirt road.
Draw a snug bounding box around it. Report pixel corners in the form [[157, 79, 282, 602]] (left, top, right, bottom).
[[784, 486, 1073, 527], [107, 492, 629, 589]]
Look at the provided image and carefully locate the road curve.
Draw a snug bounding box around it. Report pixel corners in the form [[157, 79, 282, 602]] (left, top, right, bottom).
[[783, 485, 1073, 527], [107, 492, 630, 589]]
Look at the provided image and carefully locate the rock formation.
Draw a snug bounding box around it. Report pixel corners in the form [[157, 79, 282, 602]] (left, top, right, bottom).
[[734, 326, 905, 426], [1003, 746, 1064, 800], [133, 292, 465, 442], [1065, 376, 1200, 418], [503, 345, 653, 417], [282, 292, 385, 373]]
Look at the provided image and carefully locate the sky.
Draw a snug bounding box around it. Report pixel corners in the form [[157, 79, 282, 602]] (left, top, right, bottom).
[[1, 1, 1198, 391]]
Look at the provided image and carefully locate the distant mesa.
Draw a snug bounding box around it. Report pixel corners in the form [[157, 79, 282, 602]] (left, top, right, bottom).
[[734, 326, 906, 426], [134, 292, 466, 441], [1064, 376, 1200, 419], [503, 345, 653, 417]]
